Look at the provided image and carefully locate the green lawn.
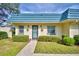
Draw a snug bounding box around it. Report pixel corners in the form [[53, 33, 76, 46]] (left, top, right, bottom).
[[0, 39, 27, 56], [34, 42, 79, 54]]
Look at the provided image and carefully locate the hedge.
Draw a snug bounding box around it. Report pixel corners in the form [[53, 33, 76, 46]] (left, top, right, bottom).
[[0, 31, 8, 39], [12, 35, 29, 42], [38, 36, 60, 42], [63, 37, 75, 46], [74, 35, 79, 44]]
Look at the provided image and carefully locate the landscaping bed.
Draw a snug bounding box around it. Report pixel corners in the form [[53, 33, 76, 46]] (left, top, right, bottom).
[[0, 39, 27, 56], [34, 42, 79, 54]]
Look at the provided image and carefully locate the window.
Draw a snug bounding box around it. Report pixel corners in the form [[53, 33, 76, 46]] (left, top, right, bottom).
[[19, 26, 24, 34], [47, 26, 56, 35]]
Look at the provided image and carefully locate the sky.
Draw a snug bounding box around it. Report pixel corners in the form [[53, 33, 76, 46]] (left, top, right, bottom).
[[19, 3, 79, 13]]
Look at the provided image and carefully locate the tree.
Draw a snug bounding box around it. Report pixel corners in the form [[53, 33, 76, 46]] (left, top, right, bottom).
[[0, 3, 20, 14], [0, 3, 20, 26]]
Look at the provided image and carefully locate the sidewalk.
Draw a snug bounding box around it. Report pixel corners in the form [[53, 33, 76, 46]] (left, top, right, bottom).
[[33, 54, 79, 56], [17, 40, 37, 56]]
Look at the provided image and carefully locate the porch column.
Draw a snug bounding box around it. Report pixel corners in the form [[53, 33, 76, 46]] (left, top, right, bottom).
[[15, 26, 19, 35], [24, 26, 27, 35]]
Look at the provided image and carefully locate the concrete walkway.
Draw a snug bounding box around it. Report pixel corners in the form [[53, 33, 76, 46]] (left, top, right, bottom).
[[17, 40, 37, 56]]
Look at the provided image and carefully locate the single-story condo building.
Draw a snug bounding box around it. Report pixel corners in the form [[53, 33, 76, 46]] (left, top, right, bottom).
[[8, 7, 79, 39]]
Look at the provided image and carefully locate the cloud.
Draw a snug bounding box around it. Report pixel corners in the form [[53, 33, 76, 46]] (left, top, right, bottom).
[[19, 3, 79, 13]]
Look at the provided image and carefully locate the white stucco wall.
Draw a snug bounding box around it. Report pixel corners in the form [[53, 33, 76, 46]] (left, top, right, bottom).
[[0, 27, 12, 38], [70, 24, 79, 38], [38, 25, 47, 36], [38, 25, 62, 37], [15, 24, 62, 39], [55, 25, 62, 37], [15, 26, 32, 39]]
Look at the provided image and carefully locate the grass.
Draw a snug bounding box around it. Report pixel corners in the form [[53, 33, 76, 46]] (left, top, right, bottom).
[[0, 39, 27, 56], [34, 42, 79, 54]]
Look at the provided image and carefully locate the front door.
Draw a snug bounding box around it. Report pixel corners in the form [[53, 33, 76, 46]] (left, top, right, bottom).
[[32, 25, 38, 39]]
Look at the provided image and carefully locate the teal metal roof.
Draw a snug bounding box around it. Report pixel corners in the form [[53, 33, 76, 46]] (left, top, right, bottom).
[[9, 6, 79, 23], [61, 8, 79, 21], [68, 9, 79, 19], [9, 13, 62, 23]]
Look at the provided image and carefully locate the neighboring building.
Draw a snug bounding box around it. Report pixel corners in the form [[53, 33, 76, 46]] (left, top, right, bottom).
[[8, 6, 79, 39], [0, 26, 12, 37]]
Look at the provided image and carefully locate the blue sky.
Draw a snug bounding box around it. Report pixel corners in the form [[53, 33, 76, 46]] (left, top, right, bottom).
[[19, 3, 79, 13]]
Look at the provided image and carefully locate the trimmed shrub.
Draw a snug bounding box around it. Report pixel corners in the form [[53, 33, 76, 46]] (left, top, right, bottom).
[[62, 34, 68, 43], [38, 36, 60, 42], [74, 35, 79, 44], [50, 36, 61, 42], [63, 37, 75, 46], [12, 35, 29, 42], [0, 31, 8, 39], [38, 36, 49, 42]]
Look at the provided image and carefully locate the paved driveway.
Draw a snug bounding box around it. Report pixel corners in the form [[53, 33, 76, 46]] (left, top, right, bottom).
[[17, 40, 37, 56]]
